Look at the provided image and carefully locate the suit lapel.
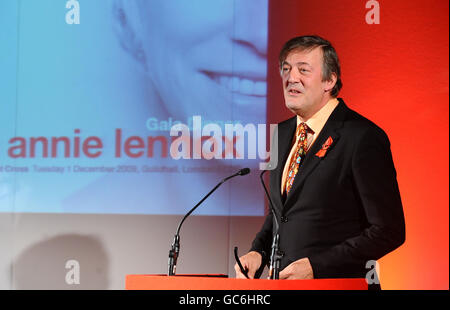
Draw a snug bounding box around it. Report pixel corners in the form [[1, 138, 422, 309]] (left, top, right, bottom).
[[271, 116, 297, 212], [283, 99, 347, 209]]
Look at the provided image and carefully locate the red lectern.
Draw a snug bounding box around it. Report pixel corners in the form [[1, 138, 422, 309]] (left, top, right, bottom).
[[125, 275, 368, 290]]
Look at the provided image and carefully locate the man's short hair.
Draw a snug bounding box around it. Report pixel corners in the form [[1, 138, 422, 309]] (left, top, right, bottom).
[[279, 35, 343, 97]]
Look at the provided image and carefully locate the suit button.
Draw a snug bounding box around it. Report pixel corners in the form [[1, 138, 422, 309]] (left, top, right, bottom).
[[281, 216, 288, 223], [278, 250, 285, 257]]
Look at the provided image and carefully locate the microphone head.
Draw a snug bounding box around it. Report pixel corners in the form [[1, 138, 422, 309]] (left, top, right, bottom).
[[238, 168, 251, 176]]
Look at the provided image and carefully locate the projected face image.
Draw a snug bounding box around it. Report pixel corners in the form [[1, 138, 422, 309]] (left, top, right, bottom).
[[117, 0, 268, 126], [0, 1, 268, 216]]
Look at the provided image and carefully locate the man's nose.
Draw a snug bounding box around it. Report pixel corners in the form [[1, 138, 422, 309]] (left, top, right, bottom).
[[286, 68, 301, 84]]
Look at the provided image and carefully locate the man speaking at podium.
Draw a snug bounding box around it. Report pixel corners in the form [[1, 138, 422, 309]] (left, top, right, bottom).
[[235, 36, 405, 285]]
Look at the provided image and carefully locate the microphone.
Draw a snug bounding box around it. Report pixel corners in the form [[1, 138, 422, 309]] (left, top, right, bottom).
[[237, 167, 250, 176], [168, 168, 251, 276], [260, 169, 282, 280]]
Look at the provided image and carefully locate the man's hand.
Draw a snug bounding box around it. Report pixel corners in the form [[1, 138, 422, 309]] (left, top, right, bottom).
[[279, 257, 314, 280], [234, 251, 262, 279]]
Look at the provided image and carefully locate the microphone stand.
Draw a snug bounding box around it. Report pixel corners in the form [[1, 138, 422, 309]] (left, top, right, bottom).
[[260, 169, 282, 280], [168, 168, 250, 276]]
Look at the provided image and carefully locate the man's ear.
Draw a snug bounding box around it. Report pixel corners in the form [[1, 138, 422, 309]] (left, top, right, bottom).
[[324, 73, 337, 93]]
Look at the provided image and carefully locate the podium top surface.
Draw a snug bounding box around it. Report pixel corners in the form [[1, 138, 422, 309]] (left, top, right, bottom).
[[126, 274, 368, 290]]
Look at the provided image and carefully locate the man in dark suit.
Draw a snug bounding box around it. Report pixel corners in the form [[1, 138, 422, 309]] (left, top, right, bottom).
[[235, 35, 405, 284]]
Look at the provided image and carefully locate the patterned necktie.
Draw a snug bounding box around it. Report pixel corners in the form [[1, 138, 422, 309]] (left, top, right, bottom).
[[285, 122, 309, 194]]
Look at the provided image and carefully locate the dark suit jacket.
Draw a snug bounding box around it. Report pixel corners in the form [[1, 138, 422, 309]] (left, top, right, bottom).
[[250, 99, 405, 279]]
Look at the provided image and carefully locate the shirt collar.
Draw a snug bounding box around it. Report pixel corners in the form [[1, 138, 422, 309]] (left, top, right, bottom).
[[297, 98, 339, 135]]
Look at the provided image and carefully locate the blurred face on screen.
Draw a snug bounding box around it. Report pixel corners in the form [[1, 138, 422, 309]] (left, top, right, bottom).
[[120, 0, 268, 126]]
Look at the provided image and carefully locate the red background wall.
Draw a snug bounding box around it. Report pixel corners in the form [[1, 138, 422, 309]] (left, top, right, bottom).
[[267, 0, 449, 290]]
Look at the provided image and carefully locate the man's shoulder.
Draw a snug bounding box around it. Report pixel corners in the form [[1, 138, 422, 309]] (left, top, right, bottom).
[[341, 102, 391, 146]]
